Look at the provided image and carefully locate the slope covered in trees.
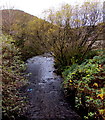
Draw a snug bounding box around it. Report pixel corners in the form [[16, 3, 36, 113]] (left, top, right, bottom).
[[1, 9, 55, 60], [1, 9, 37, 34]]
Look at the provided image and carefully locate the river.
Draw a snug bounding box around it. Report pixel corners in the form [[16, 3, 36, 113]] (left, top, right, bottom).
[[25, 53, 81, 120]]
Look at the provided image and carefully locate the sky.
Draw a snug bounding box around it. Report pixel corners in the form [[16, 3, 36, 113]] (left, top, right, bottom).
[[0, 0, 104, 18]]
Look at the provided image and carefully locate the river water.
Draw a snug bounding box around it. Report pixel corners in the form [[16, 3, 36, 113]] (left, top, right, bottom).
[[25, 54, 81, 120]]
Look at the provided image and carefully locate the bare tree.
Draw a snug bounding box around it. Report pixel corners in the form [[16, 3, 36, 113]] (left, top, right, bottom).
[[45, 1, 103, 67], [1, 5, 15, 35]]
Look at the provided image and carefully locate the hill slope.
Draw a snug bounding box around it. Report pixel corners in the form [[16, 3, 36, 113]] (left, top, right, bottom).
[[1, 9, 39, 34], [1, 9, 54, 60]]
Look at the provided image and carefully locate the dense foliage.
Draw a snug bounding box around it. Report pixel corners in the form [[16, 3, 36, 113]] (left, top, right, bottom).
[[63, 52, 105, 120], [2, 35, 27, 119], [45, 2, 103, 73], [2, 2, 103, 62], [2, 9, 54, 60]]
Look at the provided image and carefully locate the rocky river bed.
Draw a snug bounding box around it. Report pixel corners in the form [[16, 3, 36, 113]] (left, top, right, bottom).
[[24, 54, 81, 120]]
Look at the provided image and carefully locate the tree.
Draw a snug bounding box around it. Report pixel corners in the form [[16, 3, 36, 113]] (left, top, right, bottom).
[[45, 2, 103, 70], [1, 7, 16, 35]]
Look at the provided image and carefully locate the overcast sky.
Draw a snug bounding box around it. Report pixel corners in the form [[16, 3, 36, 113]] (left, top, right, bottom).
[[0, 0, 104, 18]]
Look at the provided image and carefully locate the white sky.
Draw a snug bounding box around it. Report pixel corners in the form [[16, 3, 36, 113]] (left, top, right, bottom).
[[0, 0, 104, 18]]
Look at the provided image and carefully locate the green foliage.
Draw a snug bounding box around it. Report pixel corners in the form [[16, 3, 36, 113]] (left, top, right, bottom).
[[2, 35, 27, 119], [12, 17, 53, 60], [63, 54, 105, 120], [2, 9, 53, 60]]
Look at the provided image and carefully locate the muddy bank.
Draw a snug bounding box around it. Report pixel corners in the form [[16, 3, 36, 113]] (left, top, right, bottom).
[[24, 54, 81, 120]]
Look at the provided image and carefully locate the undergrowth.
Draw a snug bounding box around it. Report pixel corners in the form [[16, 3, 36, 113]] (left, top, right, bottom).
[[1, 35, 27, 120], [63, 52, 105, 120]]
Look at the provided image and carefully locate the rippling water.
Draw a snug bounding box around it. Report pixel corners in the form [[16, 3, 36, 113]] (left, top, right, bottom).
[[25, 54, 81, 120]]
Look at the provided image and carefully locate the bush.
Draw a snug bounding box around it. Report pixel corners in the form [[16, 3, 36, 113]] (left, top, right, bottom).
[[2, 35, 27, 119], [63, 54, 105, 120]]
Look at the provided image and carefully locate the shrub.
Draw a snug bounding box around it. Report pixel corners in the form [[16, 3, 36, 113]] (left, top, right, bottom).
[[2, 35, 27, 119], [63, 54, 105, 120]]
